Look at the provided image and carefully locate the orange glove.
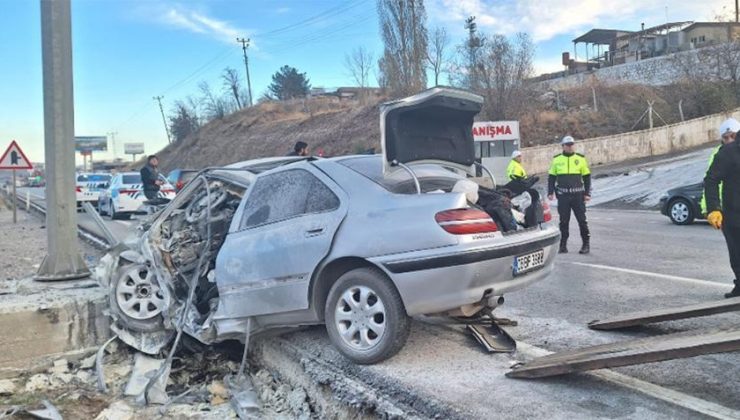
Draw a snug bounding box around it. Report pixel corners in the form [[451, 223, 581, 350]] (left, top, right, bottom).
[[707, 211, 723, 230]]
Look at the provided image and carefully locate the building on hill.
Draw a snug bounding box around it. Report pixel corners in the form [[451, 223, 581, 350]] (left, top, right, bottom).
[[540, 21, 740, 82]]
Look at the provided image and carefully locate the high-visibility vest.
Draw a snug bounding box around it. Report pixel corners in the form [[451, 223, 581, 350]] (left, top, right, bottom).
[[549, 153, 591, 194], [507, 159, 527, 181]]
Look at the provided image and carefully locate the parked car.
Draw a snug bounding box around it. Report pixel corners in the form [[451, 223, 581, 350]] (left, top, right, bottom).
[[97, 172, 175, 219], [167, 169, 198, 193], [99, 88, 560, 364], [75, 172, 111, 208], [659, 182, 704, 225]]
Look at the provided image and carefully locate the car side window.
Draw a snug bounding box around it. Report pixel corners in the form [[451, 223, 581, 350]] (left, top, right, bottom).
[[241, 169, 340, 228]]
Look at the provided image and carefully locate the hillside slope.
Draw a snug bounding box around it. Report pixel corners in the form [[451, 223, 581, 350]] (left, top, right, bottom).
[[155, 98, 381, 172]]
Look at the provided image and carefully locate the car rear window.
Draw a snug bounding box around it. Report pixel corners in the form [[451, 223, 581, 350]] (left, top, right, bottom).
[[122, 174, 141, 184], [77, 174, 111, 182], [337, 156, 464, 194]]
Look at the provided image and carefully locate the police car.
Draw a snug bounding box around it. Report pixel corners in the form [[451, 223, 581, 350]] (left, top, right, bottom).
[[97, 171, 175, 219], [75, 173, 111, 208]]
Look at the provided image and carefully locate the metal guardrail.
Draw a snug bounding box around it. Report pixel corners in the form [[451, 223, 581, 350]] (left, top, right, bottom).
[[7, 189, 110, 250]]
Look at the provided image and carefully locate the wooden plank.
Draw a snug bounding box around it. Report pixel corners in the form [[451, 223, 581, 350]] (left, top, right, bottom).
[[588, 297, 740, 330], [506, 327, 740, 379]]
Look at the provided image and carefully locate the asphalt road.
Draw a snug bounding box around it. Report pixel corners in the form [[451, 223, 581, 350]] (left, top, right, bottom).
[[17, 186, 134, 242], [273, 208, 739, 419], [15, 185, 740, 418]]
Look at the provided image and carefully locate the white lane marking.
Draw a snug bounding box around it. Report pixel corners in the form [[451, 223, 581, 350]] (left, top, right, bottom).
[[567, 262, 727, 289], [517, 342, 740, 420]]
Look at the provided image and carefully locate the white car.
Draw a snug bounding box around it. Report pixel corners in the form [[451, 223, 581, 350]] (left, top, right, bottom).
[[76, 173, 111, 208], [98, 172, 176, 219]]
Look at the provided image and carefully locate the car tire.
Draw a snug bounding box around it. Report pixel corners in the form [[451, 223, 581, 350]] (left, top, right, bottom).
[[324, 267, 410, 364], [98, 199, 107, 216], [108, 264, 166, 333], [669, 198, 694, 225]]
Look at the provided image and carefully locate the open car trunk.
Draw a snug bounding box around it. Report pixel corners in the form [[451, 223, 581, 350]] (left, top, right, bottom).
[[381, 87, 483, 175]]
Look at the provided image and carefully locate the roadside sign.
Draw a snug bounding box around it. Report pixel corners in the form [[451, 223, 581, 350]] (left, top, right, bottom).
[[472, 121, 520, 142], [0, 140, 33, 170], [124, 143, 145, 154], [75, 136, 108, 152]]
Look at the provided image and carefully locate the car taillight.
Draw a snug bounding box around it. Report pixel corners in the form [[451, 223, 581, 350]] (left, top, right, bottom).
[[542, 201, 552, 223], [176, 180, 183, 191], [435, 209, 498, 235], [75, 186, 81, 193]]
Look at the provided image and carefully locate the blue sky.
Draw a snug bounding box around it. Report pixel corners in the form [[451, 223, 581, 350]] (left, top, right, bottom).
[[0, 0, 729, 163]]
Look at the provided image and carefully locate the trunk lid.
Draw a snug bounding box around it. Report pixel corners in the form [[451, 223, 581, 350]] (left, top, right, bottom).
[[381, 87, 483, 175]]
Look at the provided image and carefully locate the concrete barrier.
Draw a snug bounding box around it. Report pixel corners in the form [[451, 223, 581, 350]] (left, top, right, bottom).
[[0, 279, 109, 378], [522, 108, 740, 175]]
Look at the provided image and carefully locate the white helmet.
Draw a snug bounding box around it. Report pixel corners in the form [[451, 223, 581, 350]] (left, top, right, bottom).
[[511, 150, 522, 159], [560, 135, 575, 145], [719, 118, 740, 137]]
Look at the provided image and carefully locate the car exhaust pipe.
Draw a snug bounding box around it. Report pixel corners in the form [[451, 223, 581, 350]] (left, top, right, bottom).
[[487, 295, 505, 309]]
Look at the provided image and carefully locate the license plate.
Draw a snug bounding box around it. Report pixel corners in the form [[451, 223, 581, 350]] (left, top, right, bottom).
[[513, 249, 545, 276]]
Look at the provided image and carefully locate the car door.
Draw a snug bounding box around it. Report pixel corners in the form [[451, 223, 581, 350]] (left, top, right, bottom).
[[214, 166, 348, 319]]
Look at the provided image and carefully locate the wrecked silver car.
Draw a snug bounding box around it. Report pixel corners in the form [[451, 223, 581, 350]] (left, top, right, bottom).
[[99, 88, 560, 364]]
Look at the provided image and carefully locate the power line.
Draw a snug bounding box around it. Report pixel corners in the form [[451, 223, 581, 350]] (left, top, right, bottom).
[[253, 0, 369, 38]]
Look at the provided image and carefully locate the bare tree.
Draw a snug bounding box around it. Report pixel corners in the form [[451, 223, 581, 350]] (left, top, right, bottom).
[[222, 67, 243, 109], [426, 26, 450, 86], [199, 81, 230, 120], [377, 0, 428, 97], [344, 47, 374, 103], [474, 32, 535, 120]]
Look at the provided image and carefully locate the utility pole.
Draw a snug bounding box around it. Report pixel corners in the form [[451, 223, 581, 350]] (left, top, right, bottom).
[[106, 130, 118, 159], [236, 37, 253, 107], [153, 96, 172, 144], [36, 0, 90, 281], [736, 0, 739, 22]]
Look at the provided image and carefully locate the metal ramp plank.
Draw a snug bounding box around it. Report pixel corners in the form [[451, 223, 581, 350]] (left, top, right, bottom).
[[507, 327, 740, 379], [588, 297, 740, 330]]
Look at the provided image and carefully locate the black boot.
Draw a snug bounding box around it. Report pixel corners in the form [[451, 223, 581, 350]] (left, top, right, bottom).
[[579, 242, 590, 254], [559, 241, 568, 254], [725, 283, 740, 298]]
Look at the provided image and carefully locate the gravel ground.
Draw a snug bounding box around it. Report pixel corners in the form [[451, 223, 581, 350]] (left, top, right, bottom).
[[0, 195, 100, 281]]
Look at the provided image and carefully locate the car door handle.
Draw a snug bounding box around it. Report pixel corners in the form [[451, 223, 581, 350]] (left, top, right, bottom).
[[305, 228, 325, 237]]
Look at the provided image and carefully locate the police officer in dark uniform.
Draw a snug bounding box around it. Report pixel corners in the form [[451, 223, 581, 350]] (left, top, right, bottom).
[[548, 136, 592, 254], [704, 125, 740, 298]]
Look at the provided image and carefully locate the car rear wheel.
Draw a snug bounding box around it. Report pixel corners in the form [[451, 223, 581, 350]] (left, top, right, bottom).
[[98, 199, 107, 216], [109, 264, 165, 332], [669, 198, 694, 225], [325, 268, 410, 364]]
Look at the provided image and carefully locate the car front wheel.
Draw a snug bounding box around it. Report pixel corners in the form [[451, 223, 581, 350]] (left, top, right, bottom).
[[325, 267, 410, 364], [109, 264, 166, 332], [669, 198, 694, 225]]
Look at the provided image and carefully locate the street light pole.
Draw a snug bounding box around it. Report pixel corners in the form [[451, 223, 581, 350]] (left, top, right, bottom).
[[36, 0, 90, 281], [236, 37, 253, 107]]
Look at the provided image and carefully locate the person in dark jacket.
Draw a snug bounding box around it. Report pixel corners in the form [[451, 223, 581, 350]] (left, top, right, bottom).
[[287, 141, 308, 156], [140, 155, 163, 200], [704, 126, 740, 298]]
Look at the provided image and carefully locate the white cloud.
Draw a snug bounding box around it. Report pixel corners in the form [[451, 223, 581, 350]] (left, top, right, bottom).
[[156, 5, 250, 44]]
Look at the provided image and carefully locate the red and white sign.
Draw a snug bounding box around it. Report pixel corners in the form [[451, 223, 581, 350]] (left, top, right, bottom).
[[472, 121, 520, 141], [0, 140, 33, 170]]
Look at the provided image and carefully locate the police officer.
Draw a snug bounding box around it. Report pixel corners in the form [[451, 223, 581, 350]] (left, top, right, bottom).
[[700, 118, 739, 215], [704, 122, 740, 299], [507, 150, 527, 181], [548, 136, 591, 254]]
